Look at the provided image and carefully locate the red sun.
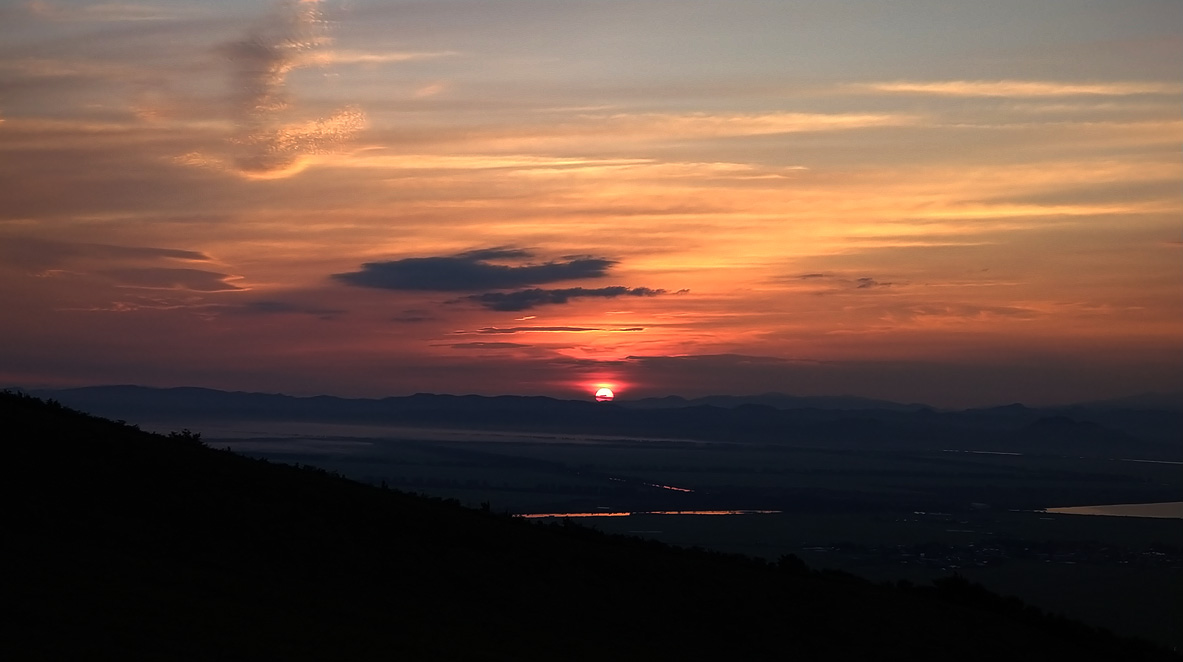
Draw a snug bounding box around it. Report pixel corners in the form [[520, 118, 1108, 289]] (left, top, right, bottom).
[[594, 387, 615, 402]]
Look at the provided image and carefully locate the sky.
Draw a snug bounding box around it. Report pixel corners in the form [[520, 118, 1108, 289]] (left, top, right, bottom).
[[1, 0, 1181, 407]]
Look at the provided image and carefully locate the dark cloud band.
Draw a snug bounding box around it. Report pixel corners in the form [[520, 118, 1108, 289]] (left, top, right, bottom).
[[477, 326, 645, 334], [333, 249, 615, 291], [465, 286, 667, 311]]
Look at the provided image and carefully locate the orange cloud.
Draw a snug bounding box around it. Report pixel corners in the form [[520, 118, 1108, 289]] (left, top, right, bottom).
[[862, 80, 1181, 97]]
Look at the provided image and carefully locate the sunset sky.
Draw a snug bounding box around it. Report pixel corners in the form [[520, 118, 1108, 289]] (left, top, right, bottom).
[[2, 0, 1181, 407]]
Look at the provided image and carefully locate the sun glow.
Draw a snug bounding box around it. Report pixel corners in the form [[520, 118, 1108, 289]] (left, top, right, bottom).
[[594, 387, 615, 402]]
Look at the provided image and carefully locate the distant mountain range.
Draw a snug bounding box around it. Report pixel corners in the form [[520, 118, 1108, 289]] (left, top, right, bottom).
[[1067, 392, 1183, 411], [628, 391, 1183, 413], [16, 385, 1183, 460]]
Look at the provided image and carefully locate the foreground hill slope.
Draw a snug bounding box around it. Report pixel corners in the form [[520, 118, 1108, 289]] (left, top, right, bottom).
[[5, 392, 1176, 661]]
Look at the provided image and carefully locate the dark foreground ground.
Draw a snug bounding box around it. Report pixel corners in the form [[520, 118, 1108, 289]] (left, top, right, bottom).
[[5, 391, 1179, 661]]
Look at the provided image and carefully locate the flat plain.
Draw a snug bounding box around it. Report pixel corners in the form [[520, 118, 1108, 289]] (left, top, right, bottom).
[[200, 420, 1182, 649]]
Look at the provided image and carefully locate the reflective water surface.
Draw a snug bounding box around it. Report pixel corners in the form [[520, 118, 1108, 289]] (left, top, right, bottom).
[[515, 510, 781, 519], [1045, 501, 1183, 519]]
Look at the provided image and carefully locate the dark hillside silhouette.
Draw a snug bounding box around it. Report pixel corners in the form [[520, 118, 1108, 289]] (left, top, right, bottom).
[[5, 391, 1178, 661]]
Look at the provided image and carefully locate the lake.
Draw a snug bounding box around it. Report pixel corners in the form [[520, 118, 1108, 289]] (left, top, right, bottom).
[[1045, 501, 1183, 519], [515, 509, 781, 519]]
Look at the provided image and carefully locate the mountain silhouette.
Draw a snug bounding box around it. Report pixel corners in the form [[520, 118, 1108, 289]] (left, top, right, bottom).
[[22, 385, 1183, 460]]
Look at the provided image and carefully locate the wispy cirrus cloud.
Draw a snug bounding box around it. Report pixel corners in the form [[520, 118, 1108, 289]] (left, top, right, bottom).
[[877, 303, 1041, 324], [223, 0, 365, 177], [861, 80, 1181, 97], [596, 111, 915, 138], [347, 112, 915, 154], [302, 50, 459, 66], [0, 236, 209, 273], [910, 202, 1154, 220], [622, 353, 814, 368], [318, 153, 654, 171], [0, 58, 144, 81], [101, 267, 245, 292], [25, 1, 197, 22]]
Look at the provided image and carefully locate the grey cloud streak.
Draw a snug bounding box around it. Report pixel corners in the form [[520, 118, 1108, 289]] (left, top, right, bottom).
[[464, 286, 667, 311], [449, 342, 532, 349], [101, 267, 245, 292], [197, 299, 345, 318], [792, 273, 898, 291], [0, 236, 210, 273], [236, 300, 343, 316], [477, 326, 645, 334]]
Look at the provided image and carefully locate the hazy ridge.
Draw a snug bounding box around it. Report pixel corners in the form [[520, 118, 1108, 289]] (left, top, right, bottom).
[[22, 385, 1183, 460]]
